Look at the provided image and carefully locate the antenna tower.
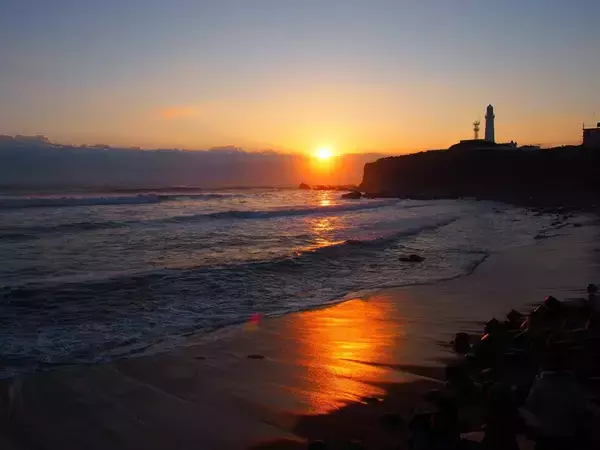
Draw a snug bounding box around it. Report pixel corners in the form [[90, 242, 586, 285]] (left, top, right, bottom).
[[473, 121, 480, 140]]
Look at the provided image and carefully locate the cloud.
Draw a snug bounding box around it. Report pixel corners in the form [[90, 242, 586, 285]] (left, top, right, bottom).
[[0, 135, 386, 188], [159, 106, 199, 120]]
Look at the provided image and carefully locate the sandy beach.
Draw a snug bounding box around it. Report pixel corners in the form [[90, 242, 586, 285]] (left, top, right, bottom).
[[0, 220, 598, 450]]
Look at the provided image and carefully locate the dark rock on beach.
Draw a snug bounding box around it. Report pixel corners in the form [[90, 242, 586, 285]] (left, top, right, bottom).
[[307, 440, 327, 450], [452, 332, 471, 354], [362, 396, 383, 405], [379, 413, 404, 430], [399, 254, 425, 263]]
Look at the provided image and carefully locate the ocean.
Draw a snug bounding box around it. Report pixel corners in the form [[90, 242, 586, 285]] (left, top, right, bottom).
[[0, 188, 560, 378]]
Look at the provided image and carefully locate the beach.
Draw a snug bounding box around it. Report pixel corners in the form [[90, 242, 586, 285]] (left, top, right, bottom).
[[0, 217, 597, 449]]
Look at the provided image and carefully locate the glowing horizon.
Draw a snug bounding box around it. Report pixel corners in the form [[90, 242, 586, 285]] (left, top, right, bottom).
[[1, 1, 599, 154]]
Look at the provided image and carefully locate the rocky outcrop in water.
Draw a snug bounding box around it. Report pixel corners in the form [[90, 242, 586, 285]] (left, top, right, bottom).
[[341, 191, 362, 199]]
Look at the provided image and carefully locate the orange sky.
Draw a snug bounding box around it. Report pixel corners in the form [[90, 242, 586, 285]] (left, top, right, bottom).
[[1, 1, 598, 154]]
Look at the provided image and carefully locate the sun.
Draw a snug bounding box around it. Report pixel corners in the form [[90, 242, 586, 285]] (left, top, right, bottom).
[[315, 147, 333, 160]]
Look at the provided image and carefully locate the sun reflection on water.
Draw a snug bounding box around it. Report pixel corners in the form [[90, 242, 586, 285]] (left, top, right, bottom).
[[318, 191, 333, 207], [303, 215, 344, 251]]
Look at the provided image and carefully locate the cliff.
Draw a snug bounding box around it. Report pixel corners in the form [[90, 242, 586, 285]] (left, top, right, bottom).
[[360, 146, 600, 206]]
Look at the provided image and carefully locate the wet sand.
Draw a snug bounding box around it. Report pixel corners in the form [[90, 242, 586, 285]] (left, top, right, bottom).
[[0, 222, 598, 449]]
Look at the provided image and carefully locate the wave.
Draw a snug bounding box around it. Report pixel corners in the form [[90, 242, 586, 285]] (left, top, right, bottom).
[[0, 192, 245, 210], [0, 232, 35, 243], [0, 220, 127, 241], [0, 199, 401, 240], [104, 186, 284, 194], [181, 200, 400, 222], [3, 215, 458, 295], [0, 194, 163, 209]]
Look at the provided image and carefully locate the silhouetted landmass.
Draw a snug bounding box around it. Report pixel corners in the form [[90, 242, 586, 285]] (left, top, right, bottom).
[[360, 146, 600, 207], [0, 135, 383, 189]]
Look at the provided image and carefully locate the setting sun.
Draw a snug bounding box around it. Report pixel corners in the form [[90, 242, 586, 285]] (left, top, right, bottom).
[[315, 147, 333, 160]]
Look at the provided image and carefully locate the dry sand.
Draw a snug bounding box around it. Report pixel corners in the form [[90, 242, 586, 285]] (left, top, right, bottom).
[[0, 222, 598, 449]]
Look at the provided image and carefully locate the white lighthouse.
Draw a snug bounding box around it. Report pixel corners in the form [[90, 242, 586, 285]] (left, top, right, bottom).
[[485, 104, 495, 143]]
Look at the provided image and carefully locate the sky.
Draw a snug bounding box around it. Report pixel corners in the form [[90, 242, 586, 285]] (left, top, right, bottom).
[[1, 0, 599, 154]]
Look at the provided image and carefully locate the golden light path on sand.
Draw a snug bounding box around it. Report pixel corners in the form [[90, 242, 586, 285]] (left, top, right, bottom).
[[286, 298, 403, 414]]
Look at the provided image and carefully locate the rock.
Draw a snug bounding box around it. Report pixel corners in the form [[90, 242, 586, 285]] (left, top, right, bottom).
[[380, 412, 404, 430], [588, 284, 598, 294], [480, 367, 495, 380], [465, 352, 478, 364], [399, 254, 425, 263], [506, 309, 524, 330], [307, 440, 327, 450], [346, 239, 364, 245], [408, 412, 432, 434], [247, 354, 265, 359], [341, 191, 361, 199], [544, 295, 561, 308], [344, 440, 365, 450], [445, 364, 478, 401], [452, 332, 471, 354], [484, 318, 501, 335], [423, 388, 443, 403], [298, 182, 311, 190], [506, 309, 522, 323], [362, 396, 382, 405]]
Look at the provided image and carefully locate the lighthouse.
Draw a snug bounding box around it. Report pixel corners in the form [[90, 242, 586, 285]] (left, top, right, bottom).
[[485, 104, 495, 143]]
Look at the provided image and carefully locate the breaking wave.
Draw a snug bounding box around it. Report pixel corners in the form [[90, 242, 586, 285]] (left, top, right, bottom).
[[0, 192, 245, 209], [0, 199, 404, 240]]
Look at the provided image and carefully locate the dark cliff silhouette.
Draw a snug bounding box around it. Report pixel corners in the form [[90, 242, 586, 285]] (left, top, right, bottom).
[[360, 146, 600, 207]]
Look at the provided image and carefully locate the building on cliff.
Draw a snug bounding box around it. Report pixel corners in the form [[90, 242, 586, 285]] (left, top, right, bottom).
[[583, 123, 600, 149], [449, 104, 518, 152]]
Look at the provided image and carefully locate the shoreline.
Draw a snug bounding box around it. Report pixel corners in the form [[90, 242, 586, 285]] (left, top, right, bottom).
[[0, 222, 598, 449], [144, 211, 585, 359]]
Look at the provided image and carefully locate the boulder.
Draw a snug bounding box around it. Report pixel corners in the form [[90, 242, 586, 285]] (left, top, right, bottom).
[[341, 191, 361, 199], [506, 309, 524, 330], [344, 440, 365, 450], [346, 239, 364, 245], [379, 413, 404, 430], [484, 318, 501, 335], [399, 254, 425, 263], [452, 332, 471, 354], [298, 182, 311, 190], [362, 396, 382, 405], [308, 440, 327, 450]]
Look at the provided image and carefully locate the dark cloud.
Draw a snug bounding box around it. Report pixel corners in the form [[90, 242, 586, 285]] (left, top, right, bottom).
[[0, 135, 385, 189]]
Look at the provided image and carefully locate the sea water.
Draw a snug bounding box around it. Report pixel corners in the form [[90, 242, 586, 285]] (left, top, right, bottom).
[[0, 188, 558, 377]]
